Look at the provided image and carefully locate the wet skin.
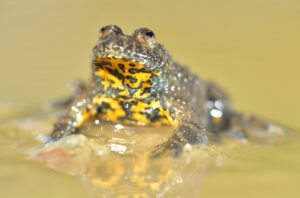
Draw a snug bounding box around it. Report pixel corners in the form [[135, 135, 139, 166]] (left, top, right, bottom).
[[50, 25, 242, 156]]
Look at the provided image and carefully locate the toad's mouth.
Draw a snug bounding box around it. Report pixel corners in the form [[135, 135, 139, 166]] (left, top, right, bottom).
[[93, 56, 161, 95]]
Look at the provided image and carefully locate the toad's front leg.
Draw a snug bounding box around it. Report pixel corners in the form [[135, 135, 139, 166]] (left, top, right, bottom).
[[50, 97, 93, 140], [151, 113, 208, 157], [50, 87, 106, 140]]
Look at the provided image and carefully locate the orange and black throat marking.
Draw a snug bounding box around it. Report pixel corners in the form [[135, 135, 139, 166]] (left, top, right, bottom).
[[81, 56, 177, 127], [93, 56, 160, 99]]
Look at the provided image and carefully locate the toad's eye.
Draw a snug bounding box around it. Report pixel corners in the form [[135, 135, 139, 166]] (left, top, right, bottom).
[[98, 25, 123, 40], [145, 31, 154, 38], [133, 28, 156, 47]]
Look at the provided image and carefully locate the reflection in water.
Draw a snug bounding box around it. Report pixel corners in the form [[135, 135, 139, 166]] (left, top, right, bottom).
[[29, 120, 188, 197], [0, 106, 289, 198]]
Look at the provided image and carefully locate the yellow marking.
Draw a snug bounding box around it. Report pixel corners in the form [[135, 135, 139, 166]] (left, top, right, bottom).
[[118, 89, 129, 97], [132, 112, 150, 125], [76, 112, 91, 127], [93, 57, 160, 91], [87, 154, 172, 195], [76, 96, 177, 128], [131, 153, 173, 192], [94, 68, 123, 89], [94, 96, 126, 121], [75, 57, 177, 128], [132, 83, 151, 99], [89, 158, 124, 188], [75, 96, 126, 128], [124, 73, 152, 88], [131, 100, 177, 126]]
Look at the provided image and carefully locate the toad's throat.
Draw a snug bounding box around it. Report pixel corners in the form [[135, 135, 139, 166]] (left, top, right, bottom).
[[93, 57, 161, 99]]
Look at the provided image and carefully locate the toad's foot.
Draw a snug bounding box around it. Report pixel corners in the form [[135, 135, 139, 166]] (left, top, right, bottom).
[[151, 120, 207, 157]]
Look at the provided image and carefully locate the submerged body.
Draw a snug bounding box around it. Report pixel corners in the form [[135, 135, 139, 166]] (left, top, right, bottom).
[[50, 25, 269, 155]]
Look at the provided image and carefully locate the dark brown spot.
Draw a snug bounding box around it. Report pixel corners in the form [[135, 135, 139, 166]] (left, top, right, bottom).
[[118, 64, 125, 72], [101, 61, 112, 66], [126, 76, 137, 83], [128, 68, 151, 74], [142, 108, 163, 122], [106, 68, 125, 80], [142, 87, 151, 94]]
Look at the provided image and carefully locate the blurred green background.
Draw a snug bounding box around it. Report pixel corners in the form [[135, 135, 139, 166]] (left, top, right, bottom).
[[0, 0, 299, 197]]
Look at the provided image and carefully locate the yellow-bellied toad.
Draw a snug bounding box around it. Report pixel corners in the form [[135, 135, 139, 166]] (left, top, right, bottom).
[[49, 25, 282, 156]]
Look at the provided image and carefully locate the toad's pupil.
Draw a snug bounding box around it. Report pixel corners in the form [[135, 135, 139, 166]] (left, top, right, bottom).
[[145, 31, 154, 38], [100, 27, 105, 32]]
